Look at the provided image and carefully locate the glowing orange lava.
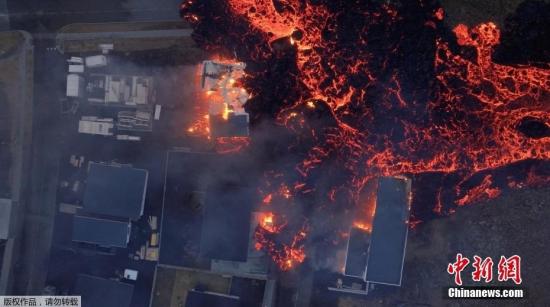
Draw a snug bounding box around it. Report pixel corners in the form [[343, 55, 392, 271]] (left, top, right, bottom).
[[255, 212, 308, 270], [181, 0, 550, 270]]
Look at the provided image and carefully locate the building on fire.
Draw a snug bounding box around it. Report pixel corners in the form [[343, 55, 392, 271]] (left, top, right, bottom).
[[152, 150, 275, 307], [201, 60, 250, 138], [334, 176, 412, 294]]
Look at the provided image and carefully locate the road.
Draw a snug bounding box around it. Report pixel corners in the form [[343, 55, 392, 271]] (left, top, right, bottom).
[[7, 0, 182, 32], [9, 37, 65, 294], [0, 1, 9, 31]]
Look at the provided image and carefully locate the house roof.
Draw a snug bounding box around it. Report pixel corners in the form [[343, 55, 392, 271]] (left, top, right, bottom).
[[185, 290, 240, 307], [344, 227, 370, 278], [83, 163, 148, 221], [200, 183, 254, 262], [159, 151, 218, 267], [209, 113, 249, 138], [159, 151, 256, 266], [72, 215, 130, 248], [75, 274, 134, 307], [365, 177, 411, 286]]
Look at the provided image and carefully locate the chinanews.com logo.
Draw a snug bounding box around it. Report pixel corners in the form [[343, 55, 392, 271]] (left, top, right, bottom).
[[444, 253, 527, 299]]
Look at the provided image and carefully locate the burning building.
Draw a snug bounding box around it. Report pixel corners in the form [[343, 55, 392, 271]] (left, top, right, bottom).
[[155, 150, 276, 306], [201, 60, 250, 137], [180, 0, 550, 274], [336, 177, 411, 295]]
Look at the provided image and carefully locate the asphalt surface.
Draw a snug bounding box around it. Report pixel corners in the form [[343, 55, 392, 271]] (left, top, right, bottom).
[[9, 37, 64, 294], [0, 32, 34, 295], [7, 0, 182, 32]]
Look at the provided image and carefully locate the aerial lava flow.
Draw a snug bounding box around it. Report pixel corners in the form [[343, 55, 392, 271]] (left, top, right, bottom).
[[181, 0, 550, 270]]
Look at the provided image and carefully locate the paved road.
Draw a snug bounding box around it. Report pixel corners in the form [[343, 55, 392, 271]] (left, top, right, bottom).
[[9, 37, 65, 294], [0, 1, 9, 31], [7, 0, 182, 32], [42, 28, 193, 41], [0, 32, 35, 295]]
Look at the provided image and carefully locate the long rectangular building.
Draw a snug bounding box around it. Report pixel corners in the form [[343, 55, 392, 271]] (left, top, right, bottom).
[[364, 177, 411, 286], [72, 215, 131, 248]]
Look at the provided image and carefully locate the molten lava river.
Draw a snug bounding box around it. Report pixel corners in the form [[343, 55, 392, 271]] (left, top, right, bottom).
[[180, 0, 550, 271]]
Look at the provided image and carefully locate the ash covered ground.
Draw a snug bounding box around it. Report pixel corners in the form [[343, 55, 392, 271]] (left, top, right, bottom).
[[350, 1, 550, 306], [346, 187, 550, 307]]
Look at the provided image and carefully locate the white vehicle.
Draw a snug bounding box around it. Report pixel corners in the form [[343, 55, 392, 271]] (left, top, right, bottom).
[[67, 57, 83, 64], [116, 135, 141, 141], [85, 55, 108, 68]]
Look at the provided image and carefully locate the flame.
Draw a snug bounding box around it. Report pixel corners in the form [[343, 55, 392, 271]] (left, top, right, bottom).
[[181, 0, 550, 271], [353, 222, 371, 233], [255, 212, 308, 270], [262, 193, 273, 205], [187, 114, 210, 138], [214, 137, 250, 154], [222, 103, 231, 120], [255, 227, 307, 271], [260, 212, 276, 233], [186, 60, 250, 153]]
